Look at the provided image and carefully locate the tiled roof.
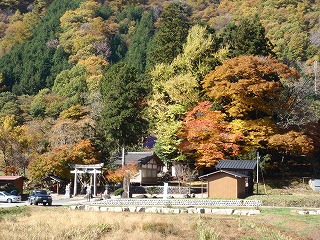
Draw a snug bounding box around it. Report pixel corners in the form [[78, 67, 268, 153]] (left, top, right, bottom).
[[115, 151, 163, 166], [216, 160, 257, 170], [199, 170, 249, 179]]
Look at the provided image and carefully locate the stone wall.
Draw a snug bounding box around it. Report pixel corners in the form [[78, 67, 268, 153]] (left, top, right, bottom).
[[92, 198, 261, 207], [69, 205, 261, 216]]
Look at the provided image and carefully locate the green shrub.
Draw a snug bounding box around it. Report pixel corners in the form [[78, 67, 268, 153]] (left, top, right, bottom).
[[146, 186, 159, 196], [114, 188, 124, 196]]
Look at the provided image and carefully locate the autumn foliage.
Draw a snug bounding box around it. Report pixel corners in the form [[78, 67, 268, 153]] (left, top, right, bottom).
[[268, 131, 314, 157], [28, 140, 101, 181], [202, 56, 300, 118], [105, 162, 139, 183], [179, 101, 243, 168], [180, 56, 310, 168]]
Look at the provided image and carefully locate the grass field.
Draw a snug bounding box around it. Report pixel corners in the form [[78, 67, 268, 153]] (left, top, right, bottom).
[[0, 205, 319, 240]]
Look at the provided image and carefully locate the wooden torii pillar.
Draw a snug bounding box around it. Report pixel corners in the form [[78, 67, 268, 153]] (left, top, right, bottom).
[[70, 163, 104, 196]]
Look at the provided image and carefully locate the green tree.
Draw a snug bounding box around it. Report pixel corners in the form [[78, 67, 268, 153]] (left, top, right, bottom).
[[52, 65, 88, 107], [125, 11, 154, 73], [99, 62, 149, 149], [148, 24, 218, 163], [0, 0, 79, 94], [0, 91, 22, 122], [146, 2, 191, 69], [220, 15, 274, 57]]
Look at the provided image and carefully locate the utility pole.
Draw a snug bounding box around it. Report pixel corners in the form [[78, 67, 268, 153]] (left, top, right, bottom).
[[314, 60, 318, 93], [256, 151, 260, 195], [121, 147, 125, 166]]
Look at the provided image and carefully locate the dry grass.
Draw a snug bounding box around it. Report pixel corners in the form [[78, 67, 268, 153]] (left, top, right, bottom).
[[0, 206, 317, 240]]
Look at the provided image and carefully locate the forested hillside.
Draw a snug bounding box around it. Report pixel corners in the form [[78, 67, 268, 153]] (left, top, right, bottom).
[[0, 0, 319, 182]]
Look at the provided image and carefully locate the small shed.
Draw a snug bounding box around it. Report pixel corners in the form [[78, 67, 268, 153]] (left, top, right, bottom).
[[115, 151, 164, 185], [0, 176, 27, 193], [199, 170, 248, 199], [216, 160, 257, 195], [40, 174, 66, 194]]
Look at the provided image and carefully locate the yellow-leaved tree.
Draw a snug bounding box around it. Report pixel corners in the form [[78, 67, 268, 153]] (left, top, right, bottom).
[[0, 115, 37, 175]]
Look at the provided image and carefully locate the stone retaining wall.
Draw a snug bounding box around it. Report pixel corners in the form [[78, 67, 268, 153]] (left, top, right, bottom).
[[91, 199, 261, 207], [69, 205, 261, 216], [297, 210, 320, 215], [131, 186, 203, 194]]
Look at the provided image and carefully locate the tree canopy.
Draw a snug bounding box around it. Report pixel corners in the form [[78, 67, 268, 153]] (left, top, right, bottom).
[[99, 62, 149, 149], [0, 0, 318, 179]]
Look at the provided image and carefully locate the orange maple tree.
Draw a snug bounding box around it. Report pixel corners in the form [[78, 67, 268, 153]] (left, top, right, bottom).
[[179, 101, 243, 168], [268, 131, 314, 157], [105, 162, 139, 183], [199, 55, 314, 166], [202, 56, 300, 118], [28, 139, 101, 181]]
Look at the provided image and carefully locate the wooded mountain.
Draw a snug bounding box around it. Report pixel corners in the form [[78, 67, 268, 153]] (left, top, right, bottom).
[[0, 0, 319, 181]]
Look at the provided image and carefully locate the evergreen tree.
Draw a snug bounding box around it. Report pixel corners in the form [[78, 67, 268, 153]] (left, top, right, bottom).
[[109, 33, 127, 64], [99, 62, 149, 149], [52, 65, 87, 107], [146, 2, 191, 70], [220, 15, 274, 57], [125, 11, 154, 74]]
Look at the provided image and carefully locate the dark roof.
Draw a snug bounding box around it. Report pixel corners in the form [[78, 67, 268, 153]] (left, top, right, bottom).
[[199, 170, 249, 179], [115, 151, 164, 166], [216, 160, 257, 170], [143, 135, 157, 149], [40, 175, 65, 183]]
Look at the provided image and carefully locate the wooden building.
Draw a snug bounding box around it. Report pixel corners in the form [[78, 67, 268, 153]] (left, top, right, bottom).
[[215, 160, 257, 195], [40, 174, 66, 194], [115, 151, 164, 185], [0, 176, 27, 193], [199, 170, 248, 199]]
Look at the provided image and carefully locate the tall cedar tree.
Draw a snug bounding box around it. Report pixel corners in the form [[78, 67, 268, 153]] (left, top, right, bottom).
[[220, 15, 274, 57], [125, 11, 155, 74], [146, 2, 191, 69], [99, 62, 149, 149]]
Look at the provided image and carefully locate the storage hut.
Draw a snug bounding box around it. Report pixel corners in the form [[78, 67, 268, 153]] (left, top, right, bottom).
[[0, 176, 27, 193], [216, 160, 257, 195], [199, 170, 248, 199]]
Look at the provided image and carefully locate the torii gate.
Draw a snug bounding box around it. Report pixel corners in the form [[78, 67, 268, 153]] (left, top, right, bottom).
[[70, 163, 104, 196]]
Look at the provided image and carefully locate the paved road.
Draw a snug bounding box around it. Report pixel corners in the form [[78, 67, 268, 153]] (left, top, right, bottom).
[[0, 201, 28, 208], [0, 195, 93, 208]]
